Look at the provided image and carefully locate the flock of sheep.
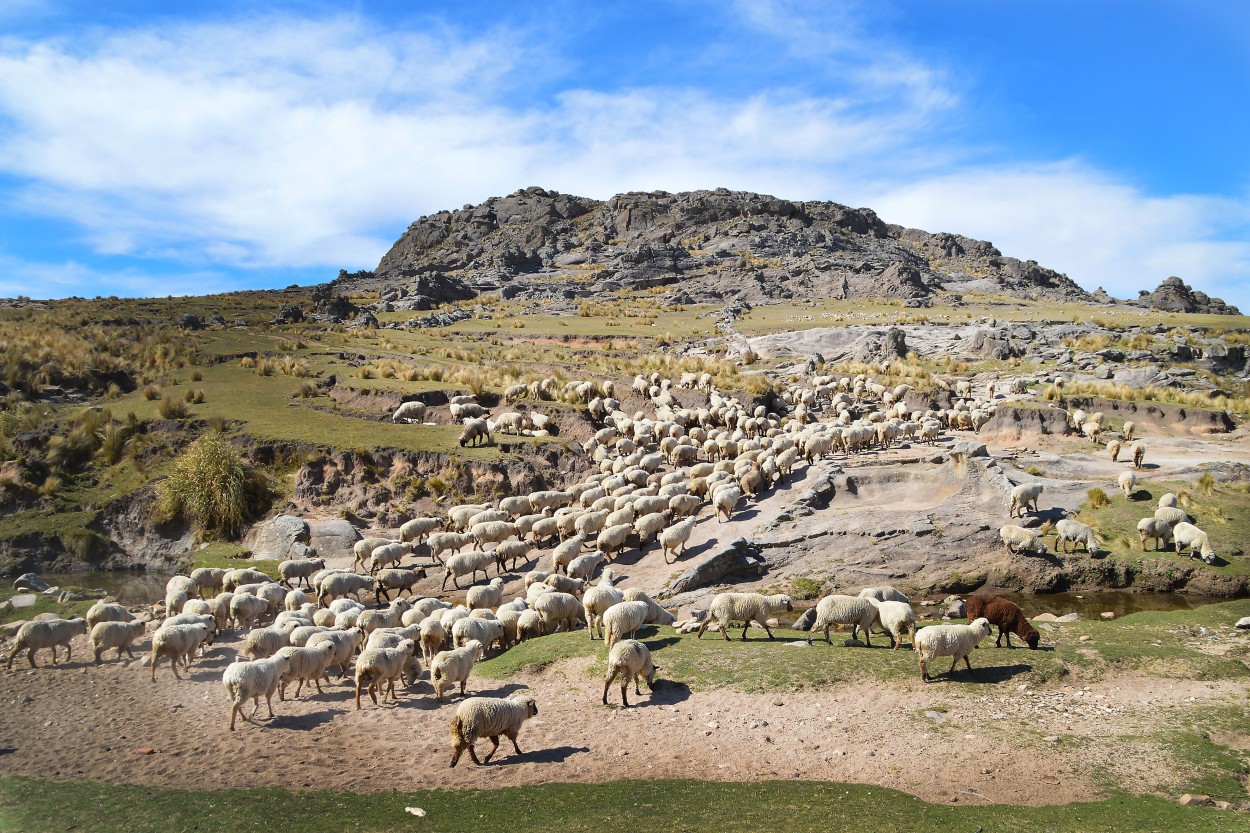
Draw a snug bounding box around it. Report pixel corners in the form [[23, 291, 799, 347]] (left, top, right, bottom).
[[3, 363, 1227, 765]]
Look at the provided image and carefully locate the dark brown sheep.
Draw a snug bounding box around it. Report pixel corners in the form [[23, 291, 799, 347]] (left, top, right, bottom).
[[964, 595, 1040, 650]]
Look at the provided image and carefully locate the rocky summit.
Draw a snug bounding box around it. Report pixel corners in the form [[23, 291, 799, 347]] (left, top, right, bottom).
[[341, 187, 1098, 307]]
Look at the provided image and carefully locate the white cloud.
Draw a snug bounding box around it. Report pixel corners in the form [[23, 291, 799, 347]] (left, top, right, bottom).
[[0, 253, 252, 299]]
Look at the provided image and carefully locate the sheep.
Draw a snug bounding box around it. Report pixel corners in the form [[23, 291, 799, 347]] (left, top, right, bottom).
[[532, 591, 585, 634], [452, 617, 505, 652], [601, 601, 651, 649], [164, 613, 218, 645], [1008, 483, 1044, 518], [1154, 506, 1190, 528], [1173, 522, 1217, 564], [89, 619, 147, 664], [392, 400, 429, 423], [668, 493, 703, 519], [515, 609, 541, 643], [858, 586, 909, 604], [712, 485, 743, 523], [209, 592, 235, 632], [241, 624, 294, 660], [431, 639, 486, 702], [567, 551, 604, 582], [543, 573, 587, 598], [595, 523, 634, 562], [964, 595, 1040, 649], [602, 639, 659, 707], [999, 524, 1047, 555], [189, 567, 228, 597], [551, 536, 587, 574], [1053, 518, 1099, 554], [369, 542, 413, 575], [1137, 517, 1174, 551], [806, 595, 881, 646], [442, 550, 498, 591], [287, 624, 329, 647], [466, 577, 505, 611], [278, 557, 326, 589], [374, 567, 428, 603], [358, 599, 413, 636], [458, 417, 491, 447], [1122, 420, 1135, 441], [304, 627, 364, 678], [1107, 439, 1122, 462], [283, 589, 311, 612], [1131, 441, 1146, 469], [582, 572, 624, 640], [866, 599, 916, 650], [355, 639, 417, 708], [428, 531, 475, 564], [273, 642, 337, 700], [352, 537, 395, 570], [149, 623, 211, 681], [471, 521, 519, 550], [914, 618, 994, 681], [493, 539, 531, 573], [659, 517, 697, 563], [633, 511, 669, 548], [316, 572, 374, 607], [449, 691, 540, 767], [86, 601, 134, 629], [400, 517, 444, 545], [419, 616, 447, 664], [697, 593, 793, 641], [222, 568, 271, 592], [223, 654, 290, 730], [1159, 492, 1178, 508], [1118, 470, 1137, 498]]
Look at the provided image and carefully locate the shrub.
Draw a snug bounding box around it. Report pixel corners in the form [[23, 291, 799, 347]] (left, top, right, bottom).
[[60, 528, 110, 562], [158, 395, 189, 419], [205, 414, 227, 433], [790, 577, 823, 601], [158, 435, 270, 539], [190, 369, 203, 382], [97, 421, 131, 466], [1087, 487, 1110, 509], [142, 384, 160, 401], [1198, 472, 1216, 496]]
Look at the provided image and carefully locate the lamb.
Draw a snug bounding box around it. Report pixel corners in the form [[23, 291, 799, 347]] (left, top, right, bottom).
[[806, 595, 880, 646], [602, 639, 659, 707], [305, 627, 364, 678], [1131, 441, 1146, 469], [419, 616, 447, 664], [452, 617, 505, 652], [431, 639, 486, 702], [466, 577, 505, 611], [90, 619, 148, 664], [1173, 522, 1217, 564], [532, 591, 585, 634], [278, 557, 326, 589], [458, 417, 491, 447], [621, 588, 676, 626], [316, 572, 374, 607], [858, 586, 909, 604], [659, 517, 697, 563], [189, 567, 228, 597], [866, 599, 917, 650], [697, 593, 793, 641], [914, 618, 994, 681], [1008, 483, 1044, 518], [275, 642, 337, 699], [374, 567, 428, 603], [354, 639, 417, 709], [223, 654, 291, 730], [1053, 518, 1099, 554], [86, 601, 134, 629], [441, 550, 498, 591], [3, 615, 86, 670], [149, 622, 211, 681], [1118, 470, 1137, 498], [449, 691, 540, 767], [392, 399, 429, 423], [999, 524, 1047, 555], [1137, 517, 1174, 551], [400, 516, 444, 544]]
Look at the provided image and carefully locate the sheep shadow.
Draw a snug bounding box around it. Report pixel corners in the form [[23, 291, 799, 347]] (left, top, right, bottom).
[[926, 663, 1034, 684], [0, 747, 14, 756], [643, 679, 691, 706], [672, 538, 717, 561], [639, 634, 680, 650], [269, 708, 345, 730], [472, 681, 529, 699], [496, 745, 589, 766], [1129, 489, 1153, 501]]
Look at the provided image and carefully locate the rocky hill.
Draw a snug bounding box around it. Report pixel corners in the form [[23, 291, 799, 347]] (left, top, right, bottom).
[[341, 187, 1097, 307], [1133, 276, 1241, 316]]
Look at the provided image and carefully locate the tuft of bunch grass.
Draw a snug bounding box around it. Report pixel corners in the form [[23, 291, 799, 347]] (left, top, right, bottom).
[[157, 435, 269, 538], [1087, 487, 1110, 509]]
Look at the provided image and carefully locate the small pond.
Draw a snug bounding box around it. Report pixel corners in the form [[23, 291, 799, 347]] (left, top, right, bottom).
[[37, 572, 170, 605]]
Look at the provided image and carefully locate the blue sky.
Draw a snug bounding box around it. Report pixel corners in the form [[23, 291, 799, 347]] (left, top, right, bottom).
[[0, 0, 1247, 308]]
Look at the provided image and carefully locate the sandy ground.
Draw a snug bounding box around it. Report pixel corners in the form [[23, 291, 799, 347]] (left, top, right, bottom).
[[1, 627, 1247, 805]]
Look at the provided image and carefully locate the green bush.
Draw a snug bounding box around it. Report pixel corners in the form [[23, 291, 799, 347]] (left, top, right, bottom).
[[158, 435, 270, 538], [1087, 487, 1110, 509]]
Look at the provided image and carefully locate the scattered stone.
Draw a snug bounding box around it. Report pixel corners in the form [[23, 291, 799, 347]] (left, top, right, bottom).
[[9, 594, 36, 609], [1178, 794, 1214, 807], [1100, 611, 1116, 620], [136, 747, 156, 755], [1055, 613, 1080, 622], [14, 574, 51, 592], [1079, 635, 1091, 642], [1033, 613, 1059, 622], [1235, 617, 1250, 630]]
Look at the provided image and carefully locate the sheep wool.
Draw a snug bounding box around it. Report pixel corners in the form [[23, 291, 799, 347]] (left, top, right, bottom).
[[697, 593, 793, 641], [223, 654, 291, 730], [449, 692, 540, 767], [914, 618, 993, 681], [90, 620, 147, 664], [602, 639, 659, 707], [431, 640, 486, 703], [807, 595, 880, 646]]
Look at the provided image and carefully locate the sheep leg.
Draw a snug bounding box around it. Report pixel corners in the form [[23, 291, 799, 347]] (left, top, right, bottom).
[[602, 668, 619, 705], [994, 629, 1003, 648], [94, 648, 104, 665], [507, 732, 523, 757], [264, 691, 276, 719], [918, 652, 929, 682], [467, 743, 485, 765], [761, 622, 775, 641], [1004, 630, 1015, 649], [962, 654, 974, 675]]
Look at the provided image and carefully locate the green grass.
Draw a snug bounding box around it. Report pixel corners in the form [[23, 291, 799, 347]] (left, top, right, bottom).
[[1, 777, 1243, 833], [182, 542, 280, 578]]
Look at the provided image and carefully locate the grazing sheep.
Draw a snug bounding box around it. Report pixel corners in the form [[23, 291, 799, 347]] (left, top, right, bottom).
[[914, 618, 994, 681], [392, 400, 428, 423], [90, 620, 147, 664], [964, 595, 1040, 649], [223, 654, 291, 730], [1159, 492, 1178, 509], [1118, 470, 1137, 498], [354, 639, 417, 709], [1053, 519, 1099, 554], [431, 640, 486, 702], [449, 691, 540, 767], [1106, 439, 1121, 462], [866, 599, 917, 650], [1154, 506, 1190, 527], [1131, 441, 1146, 469], [621, 588, 676, 627], [452, 617, 505, 652], [858, 586, 909, 604], [458, 417, 491, 447], [1173, 522, 1217, 564], [305, 627, 364, 678], [1137, 517, 1174, 551], [149, 623, 211, 681], [466, 577, 505, 611], [602, 639, 659, 707], [189, 567, 228, 597], [316, 572, 374, 607], [515, 609, 542, 642], [806, 595, 881, 646], [441, 550, 498, 591], [1008, 483, 1044, 518], [659, 517, 697, 563], [375, 567, 428, 603], [697, 593, 793, 641], [602, 601, 651, 649], [275, 642, 337, 699], [532, 591, 585, 634], [86, 601, 134, 629], [999, 524, 1047, 555], [278, 557, 326, 589]]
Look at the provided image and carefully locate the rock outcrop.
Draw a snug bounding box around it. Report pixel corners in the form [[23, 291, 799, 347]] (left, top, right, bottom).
[[1135, 276, 1240, 316]]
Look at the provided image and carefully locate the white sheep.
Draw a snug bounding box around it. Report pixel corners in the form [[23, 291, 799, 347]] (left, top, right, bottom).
[[659, 517, 697, 563], [866, 599, 916, 650], [316, 572, 374, 607], [595, 523, 634, 562], [431, 639, 486, 702], [358, 599, 413, 636], [999, 524, 1047, 555], [442, 550, 498, 591], [1137, 517, 1173, 551], [621, 588, 675, 626], [306, 627, 364, 678], [582, 571, 625, 640], [352, 537, 397, 570], [5, 618, 88, 669], [275, 642, 336, 699], [858, 586, 909, 604], [458, 417, 491, 447], [532, 591, 585, 634], [1154, 506, 1190, 527], [1131, 441, 1146, 469], [392, 400, 428, 423], [807, 595, 880, 646], [449, 691, 540, 767], [602, 639, 659, 707], [222, 568, 271, 592], [1053, 519, 1099, 554], [1118, 470, 1137, 498], [602, 601, 651, 649], [452, 616, 505, 652], [466, 577, 505, 611], [89, 619, 147, 664], [550, 536, 587, 575], [241, 624, 294, 660], [189, 568, 228, 597], [697, 593, 793, 641], [369, 542, 412, 575], [354, 639, 417, 708], [712, 485, 743, 523], [566, 552, 604, 583], [223, 654, 290, 730], [400, 516, 444, 544], [86, 601, 134, 629], [1008, 483, 1044, 518], [278, 557, 326, 589], [493, 539, 531, 573], [149, 622, 211, 681], [472, 521, 519, 550], [374, 567, 428, 603], [1173, 522, 1216, 564], [1107, 439, 1121, 462], [419, 616, 447, 664], [914, 618, 993, 681]]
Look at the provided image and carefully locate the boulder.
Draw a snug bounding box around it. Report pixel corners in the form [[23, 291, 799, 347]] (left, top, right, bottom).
[[247, 515, 311, 560], [944, 597, 966, 619], [13, 573, 50, 592], [309, 520, 362, 559], [1235, 617, 1250, 630], [9, 594, 37, 609], [793, 607, 817, 631], [660, 537, 767, 598]]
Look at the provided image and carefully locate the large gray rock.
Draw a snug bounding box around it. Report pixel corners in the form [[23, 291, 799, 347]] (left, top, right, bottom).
[[793, 607, 817, 631], [309, 520, 362, 559], [660, 537, 767, 598], [248, 515, 311, 560], [13, 573, 50, 592], [9, 594, 36, 608]]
